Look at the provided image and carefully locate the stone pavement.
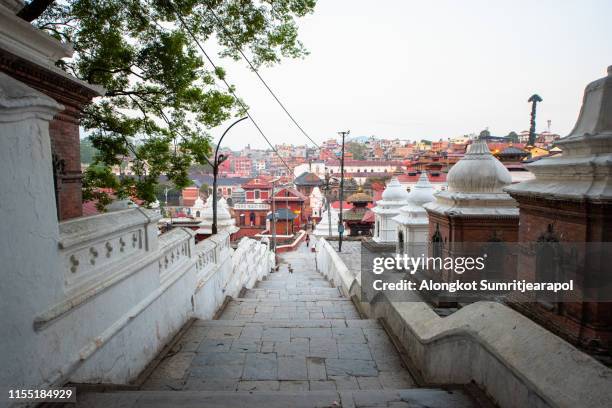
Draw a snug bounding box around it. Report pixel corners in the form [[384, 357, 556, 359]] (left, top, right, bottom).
[[142, 243, 415, 392], [75, 243, 478, 407]]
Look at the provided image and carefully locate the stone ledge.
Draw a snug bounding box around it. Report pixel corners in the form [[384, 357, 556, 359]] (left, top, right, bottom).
[[315, 237, 612, 408], [59, 208, 160, 249]]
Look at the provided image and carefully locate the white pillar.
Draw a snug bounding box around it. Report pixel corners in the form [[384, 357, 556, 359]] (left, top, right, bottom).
[[0, 72, 65, 387]]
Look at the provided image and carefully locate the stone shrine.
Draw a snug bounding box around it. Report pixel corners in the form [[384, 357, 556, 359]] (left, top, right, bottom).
[[505, 65, 612, 354], [372, 177, 410, 243], [393, 172, 436, 255]]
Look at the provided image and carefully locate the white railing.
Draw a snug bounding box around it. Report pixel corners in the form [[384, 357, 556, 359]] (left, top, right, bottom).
[[8, 206, 274, 393]]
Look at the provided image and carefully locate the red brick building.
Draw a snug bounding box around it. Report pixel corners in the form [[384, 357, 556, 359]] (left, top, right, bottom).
[[270, 187, 307, 229], [233, 177, 272, 233]]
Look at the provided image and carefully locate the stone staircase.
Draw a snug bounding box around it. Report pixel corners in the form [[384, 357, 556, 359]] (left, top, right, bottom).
[[73, 246, 480, 407]]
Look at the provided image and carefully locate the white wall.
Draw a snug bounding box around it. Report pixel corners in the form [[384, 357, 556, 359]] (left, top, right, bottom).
[[0, 72, 275, 397]]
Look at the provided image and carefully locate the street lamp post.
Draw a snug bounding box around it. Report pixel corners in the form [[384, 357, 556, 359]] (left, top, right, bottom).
[[206, 117, 248, 235], [337, 130, 349, 252]]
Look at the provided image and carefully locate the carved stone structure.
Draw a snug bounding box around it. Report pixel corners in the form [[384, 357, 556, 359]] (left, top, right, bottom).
[[372, 177, 409, 243], [505, 65, 612, 354], [423, 139, 519, 304], [196, 196, 239, 239], [313, 207, 340, 237], [424, 138, 519, 244], [393, 172, 436, 255]]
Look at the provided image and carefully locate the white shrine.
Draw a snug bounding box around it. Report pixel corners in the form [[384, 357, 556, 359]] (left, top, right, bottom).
[[313, 206, 340, 237], [423, 139, 518, 218], [393, 172, 436, 254], [309, 186, 324, 218], [191, 196, 205, 218], [196, 196, 238, 235], [372, 177, 410, 242]]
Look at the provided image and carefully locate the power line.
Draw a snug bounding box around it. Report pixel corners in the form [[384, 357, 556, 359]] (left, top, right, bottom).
[[168, 1, 293, 175], [204, 3, 320, 150]]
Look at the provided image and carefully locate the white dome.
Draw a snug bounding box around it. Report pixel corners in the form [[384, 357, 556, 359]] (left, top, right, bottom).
[[447, 139, 512, 193], [310, 186, 323, 199], [215, 198, 231, 221], [193, 196, 205, 209], [407, 173, 436, 205], [197, 195, 237, 234], [381, 177, 410, 201]]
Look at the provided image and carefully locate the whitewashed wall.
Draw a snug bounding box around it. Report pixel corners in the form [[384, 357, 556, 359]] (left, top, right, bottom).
[[0, 72, 274, 395]]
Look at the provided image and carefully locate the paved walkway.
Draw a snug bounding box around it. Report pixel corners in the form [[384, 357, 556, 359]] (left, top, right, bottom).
[[142, 244, 415, 392], [77, 243, 478, 407]]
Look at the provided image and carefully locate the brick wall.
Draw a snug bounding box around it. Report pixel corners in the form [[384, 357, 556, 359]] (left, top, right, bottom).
[[1, 49, 99, 220], [508, 194, 612, 353]]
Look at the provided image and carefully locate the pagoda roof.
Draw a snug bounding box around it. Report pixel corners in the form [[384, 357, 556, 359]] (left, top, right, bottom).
[[346, 191, 373, 203], [498, 146, 529, 156], [294, 171, 323, 186], [271, 187, 308, 201], [267, 207, 297, 221], [342, 207, 369, 221]]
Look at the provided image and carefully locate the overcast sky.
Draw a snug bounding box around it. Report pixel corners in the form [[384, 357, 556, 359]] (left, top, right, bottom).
[[209, 0, 612, 150]]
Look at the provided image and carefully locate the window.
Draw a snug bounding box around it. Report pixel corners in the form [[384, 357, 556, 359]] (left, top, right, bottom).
[[255, 190, 260, 199]]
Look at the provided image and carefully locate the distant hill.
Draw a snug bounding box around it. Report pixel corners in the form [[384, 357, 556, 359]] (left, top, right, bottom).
[[347, 135, 375, 143]]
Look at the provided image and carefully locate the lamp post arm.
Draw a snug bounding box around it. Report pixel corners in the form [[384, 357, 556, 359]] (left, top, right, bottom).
[[215, 116, 248, 161]]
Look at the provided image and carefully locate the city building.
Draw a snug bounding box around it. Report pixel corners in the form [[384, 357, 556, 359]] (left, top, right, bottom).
[[270, 186, 307, 230]]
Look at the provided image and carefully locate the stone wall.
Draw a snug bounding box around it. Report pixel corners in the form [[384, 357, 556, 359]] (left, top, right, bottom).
[[314, 237, 612, 408], [1, 203, 274, 390]]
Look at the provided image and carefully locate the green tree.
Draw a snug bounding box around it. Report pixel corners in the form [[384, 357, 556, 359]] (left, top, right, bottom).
[[79, 136, 98, 164], [346, 141, 367, 160], [20, 0, 315, 206], [199, 182, 210, 195], [507, 131, 519, 143]]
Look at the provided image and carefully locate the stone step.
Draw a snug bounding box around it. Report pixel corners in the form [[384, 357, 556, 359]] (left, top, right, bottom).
[[229, 298, 354, 304], [193, 319, 380, 328], [74, 389, 477, 408]]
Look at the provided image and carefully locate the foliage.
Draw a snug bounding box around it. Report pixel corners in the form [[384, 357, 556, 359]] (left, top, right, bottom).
[[25, 0, 316, 208], [507, 131, 519, 143], [199, 182, 210, 194], [79, 136, 98, 164], [345, 141, 367, 160]]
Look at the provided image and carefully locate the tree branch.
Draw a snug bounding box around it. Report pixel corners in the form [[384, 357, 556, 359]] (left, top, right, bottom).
[[17, 0, 56, 22]]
